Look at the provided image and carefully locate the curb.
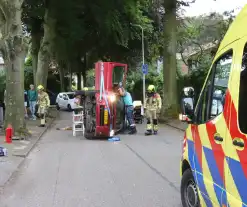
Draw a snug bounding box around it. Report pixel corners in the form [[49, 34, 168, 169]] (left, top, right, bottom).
[[14, 114, 57, 158], [2, 112, 58, 187]]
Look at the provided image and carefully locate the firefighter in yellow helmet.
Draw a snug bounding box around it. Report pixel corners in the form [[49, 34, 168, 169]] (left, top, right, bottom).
[[37, 85, 50, 127], [144, 84, 162, 135]]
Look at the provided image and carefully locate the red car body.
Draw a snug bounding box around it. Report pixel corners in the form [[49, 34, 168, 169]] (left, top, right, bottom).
[[83, 62, 127, 139]]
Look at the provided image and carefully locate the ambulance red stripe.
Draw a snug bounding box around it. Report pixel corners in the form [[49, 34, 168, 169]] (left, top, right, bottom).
[[205, 122, 225, 185], [191, 125, 203, 169]]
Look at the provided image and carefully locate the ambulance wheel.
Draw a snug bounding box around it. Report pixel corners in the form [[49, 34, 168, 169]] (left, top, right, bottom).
[[181, 169, 200, 207]]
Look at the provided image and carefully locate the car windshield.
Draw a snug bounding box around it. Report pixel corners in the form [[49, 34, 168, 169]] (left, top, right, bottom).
[[67, 93, 74, 99]]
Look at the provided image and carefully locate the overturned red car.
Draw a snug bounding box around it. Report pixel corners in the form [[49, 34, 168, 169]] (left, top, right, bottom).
[[77, 61, 128, 139]]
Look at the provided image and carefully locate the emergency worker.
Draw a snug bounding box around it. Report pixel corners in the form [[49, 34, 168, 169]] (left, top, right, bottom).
[[144, 85, 162, 135], [118, 86, 137, 134], [37, 85, 50, 127]]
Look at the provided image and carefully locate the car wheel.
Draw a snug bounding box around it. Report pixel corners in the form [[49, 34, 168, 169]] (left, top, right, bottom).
[[67, 104, 72, 111], [181, 169, 200, 207], [56, 103, 60, 110]]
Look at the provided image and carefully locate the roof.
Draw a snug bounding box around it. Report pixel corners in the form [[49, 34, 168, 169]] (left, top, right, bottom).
[[218, 4, 247, 52]]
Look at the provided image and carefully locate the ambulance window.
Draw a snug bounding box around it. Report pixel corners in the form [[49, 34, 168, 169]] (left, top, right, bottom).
[[197, 50, 232, 123], [238, 43, 247, 134]]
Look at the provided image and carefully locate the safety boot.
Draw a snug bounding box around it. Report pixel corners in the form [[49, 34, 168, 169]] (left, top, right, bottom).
[[39, 115, 46, 127], [145, 130, 152, 136], [153, 121, 158, 135], [128, 126, 137, 134]]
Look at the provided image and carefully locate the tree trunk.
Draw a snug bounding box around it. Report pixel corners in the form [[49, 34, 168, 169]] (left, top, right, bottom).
[[31, 33, 41, 86], [36, 8, 55, 89], [82, 54, 87, 87], [77, 72, 81, 90], [161, 1, 178, 119], [68, 64, 72, 90], [32, 52, 38, 86], [36, 48, 49, 88], [0, 0, 28, 135], [4, 38, 28, 135], [82, 69, 86, 87], [59, 66, 65, 92]]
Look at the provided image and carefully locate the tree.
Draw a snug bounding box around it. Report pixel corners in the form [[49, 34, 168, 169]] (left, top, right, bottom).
[[50, 0, 154, 86], [22, 0, 44, 86], [177, 12, 234, 66], [145, 0, 196, 119], [161, 0, 178, 118], [0, 0, 29, 135], [35, 0, 57, 89], [21, 0, 158, 93]]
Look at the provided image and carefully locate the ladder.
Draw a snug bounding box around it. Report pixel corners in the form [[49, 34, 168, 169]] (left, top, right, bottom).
[[72, 108, 84, 136]]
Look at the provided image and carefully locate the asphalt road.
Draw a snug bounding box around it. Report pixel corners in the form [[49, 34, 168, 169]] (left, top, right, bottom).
[[0, 112, 183, 207]]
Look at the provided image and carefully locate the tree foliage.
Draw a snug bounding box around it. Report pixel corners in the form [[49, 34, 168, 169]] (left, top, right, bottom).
[[0, 0, 237, 128], [177, 12, 234, 61]]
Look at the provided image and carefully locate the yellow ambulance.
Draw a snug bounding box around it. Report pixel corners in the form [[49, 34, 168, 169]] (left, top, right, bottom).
[[179, 5, 247, 207]]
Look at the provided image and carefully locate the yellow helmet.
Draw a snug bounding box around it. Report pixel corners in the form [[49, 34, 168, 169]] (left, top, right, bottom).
[[147, 85, 155, 92], [37, 85, 44, 90], [83, 87, 89, 91]]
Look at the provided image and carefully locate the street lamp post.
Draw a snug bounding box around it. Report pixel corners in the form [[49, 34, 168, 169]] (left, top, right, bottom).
[[130, 23, 145, 106]]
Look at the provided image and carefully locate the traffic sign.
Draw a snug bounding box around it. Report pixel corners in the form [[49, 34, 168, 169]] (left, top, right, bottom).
[[142, 64, 148, 74]]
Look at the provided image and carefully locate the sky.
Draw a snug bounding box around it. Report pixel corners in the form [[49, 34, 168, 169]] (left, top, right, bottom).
[[184, 0, 247, 16]]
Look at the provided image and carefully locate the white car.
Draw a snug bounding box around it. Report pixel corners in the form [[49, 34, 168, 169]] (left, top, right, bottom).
[[56, 92, 76, 111]]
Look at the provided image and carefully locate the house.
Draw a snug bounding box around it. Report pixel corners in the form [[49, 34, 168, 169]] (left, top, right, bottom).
[[178, 41, 218, 74]]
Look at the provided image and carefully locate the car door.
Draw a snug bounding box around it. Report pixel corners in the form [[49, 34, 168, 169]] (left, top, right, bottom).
[[59, 93, 66, 108], [57, 93, 63, 106], [62, 94, 69, 108], [224, 38, 247, 207], [191, 47, 234, 206]]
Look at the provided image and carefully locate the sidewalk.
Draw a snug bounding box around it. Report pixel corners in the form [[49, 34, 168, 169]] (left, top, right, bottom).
[[0, 108, 58, 187], [165, 119, 187, 131]]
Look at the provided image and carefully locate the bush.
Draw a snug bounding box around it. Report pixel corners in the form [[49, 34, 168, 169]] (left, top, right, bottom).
[[126, 65, 163, 101], [24, 67, 34, 89]]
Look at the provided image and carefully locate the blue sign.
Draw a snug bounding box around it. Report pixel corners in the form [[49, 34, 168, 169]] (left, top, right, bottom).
[[142, 64, 148, 74]]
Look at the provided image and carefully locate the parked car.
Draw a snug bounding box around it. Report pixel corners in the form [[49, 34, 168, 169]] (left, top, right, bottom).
[[56, 92, 76, 111]]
